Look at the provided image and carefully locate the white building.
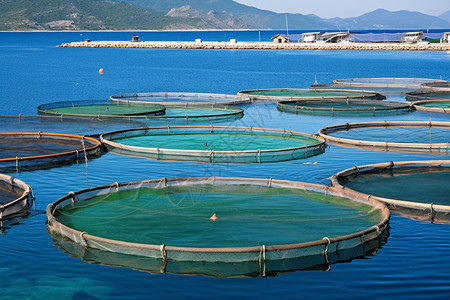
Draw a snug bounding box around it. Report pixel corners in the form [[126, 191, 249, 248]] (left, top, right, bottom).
[[401, 32, 423, 43], [441, 32, 450, 43], [316, 32, 350, 43], [302, 32, 321, 43]]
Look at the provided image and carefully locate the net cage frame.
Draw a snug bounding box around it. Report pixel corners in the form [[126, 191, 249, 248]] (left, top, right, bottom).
[[46, 177, 390, 266], [37, 100, 244, 123], [0, 174, 34, 221], [237, 88, 386, 101], [332, 78, 446, 89], [406, 90, 450, 101], [37, 100, 167, 117], [411, 100, 450, 114], [422, 81, 450, 89], [109, 92, 253, 107], [0, 132, 102, 171], [318, 121, 450, 154], [276, 99, 413, 116], [100, 125, 327, 164], [330, 160, 450, 223], [51, 230, 385, 277]]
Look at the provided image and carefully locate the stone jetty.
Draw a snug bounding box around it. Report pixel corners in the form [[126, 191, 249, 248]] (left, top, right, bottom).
[[59, 40, 450, 51]]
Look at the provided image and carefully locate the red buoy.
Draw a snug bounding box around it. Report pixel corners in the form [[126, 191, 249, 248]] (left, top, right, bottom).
[[99, 68, 104, 74], [210, 213, 218, 221]]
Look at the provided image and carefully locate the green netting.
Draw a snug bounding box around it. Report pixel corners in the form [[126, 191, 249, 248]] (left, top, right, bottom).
[[38, 100, 166, 117], [0, 133, 101, 171], [418, 101, 450, 108], [133, 106, 244, 124], [110, 92, 251, 106], [413, 100, 450, 113], [0, 174, 33, 221], [277, 100, 412, 116], [238, 89, 384, 100], [100, 126, 325, 163], [331, 161, 450, 223], [111, 133, 317, 151], [318, 121, 450, 154], [54, 185, 379, 248], [47, 177, 389, 266]]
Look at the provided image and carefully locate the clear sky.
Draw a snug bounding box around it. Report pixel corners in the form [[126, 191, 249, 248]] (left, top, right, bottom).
[[234, 0, 449, 18]]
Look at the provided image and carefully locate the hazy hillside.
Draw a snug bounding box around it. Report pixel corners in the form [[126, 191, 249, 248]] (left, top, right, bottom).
[[121, 0, 335, 29], [1, 0, 449, 31], [329, 9, 450, 30], [0, 0, 197, 30], [439, 10, 450, 23]]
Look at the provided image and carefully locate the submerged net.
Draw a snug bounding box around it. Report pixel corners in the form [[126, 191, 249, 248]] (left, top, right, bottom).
[[238, 89, 384, 101], [47, 177, 389, 269], [0, 174, 33, 221], [412, 100, 450, 113], [406, 91, 450, 101], [0, 132, 101, 171], [277, 99, 412, 116], [331, 160, 450, 223], [100, 126, 326, 163], [51, 232, 384, 277], [318, 121, 450, 154], [38, 100, 166, 117], [110, 92, 252, 107]]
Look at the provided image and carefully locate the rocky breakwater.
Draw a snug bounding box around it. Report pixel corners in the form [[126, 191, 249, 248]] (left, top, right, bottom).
[[58, 41, 450, 51]]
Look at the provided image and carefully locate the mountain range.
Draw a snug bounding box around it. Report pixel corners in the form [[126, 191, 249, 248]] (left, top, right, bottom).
[[1, 0, 449, 31]]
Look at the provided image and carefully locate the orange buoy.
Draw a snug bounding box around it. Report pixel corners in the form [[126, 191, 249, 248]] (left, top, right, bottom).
[[210, 213, 218, 221], [99, 68, 104, 74]]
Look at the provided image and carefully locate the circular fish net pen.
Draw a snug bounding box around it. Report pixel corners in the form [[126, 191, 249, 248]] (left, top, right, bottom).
[[110, 92, 252, 107], [318, 121, 450, 154], [412, 100, 450, 114], [238, 89, 385, 101], [0, 174, 33, 222], [421, 81, 450, 89], [277, 99, 412, 117], [0, 132, 101, 171], [406, 90, 450, 101], [124, 106, 244, 124], [47, 177, 389, 276], [100, 126, 326, 164], [313, 78, 446, 94], [333, 78, 445, 88], [331, 160, 450, 223], [38, 100, 166, 117], [37, 101, 244, 124]]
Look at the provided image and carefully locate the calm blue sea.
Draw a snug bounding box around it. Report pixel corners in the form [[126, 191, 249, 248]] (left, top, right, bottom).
[[0, 31, 449, 299]]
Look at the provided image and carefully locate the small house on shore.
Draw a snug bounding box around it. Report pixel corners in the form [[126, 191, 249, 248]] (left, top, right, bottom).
[[131, 34, 140, 42], [271, 34, 290, 43], [442, 32, 450, 43]]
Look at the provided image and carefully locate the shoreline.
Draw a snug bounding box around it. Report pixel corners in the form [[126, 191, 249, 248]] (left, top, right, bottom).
[[58, 41, 450, 51]]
